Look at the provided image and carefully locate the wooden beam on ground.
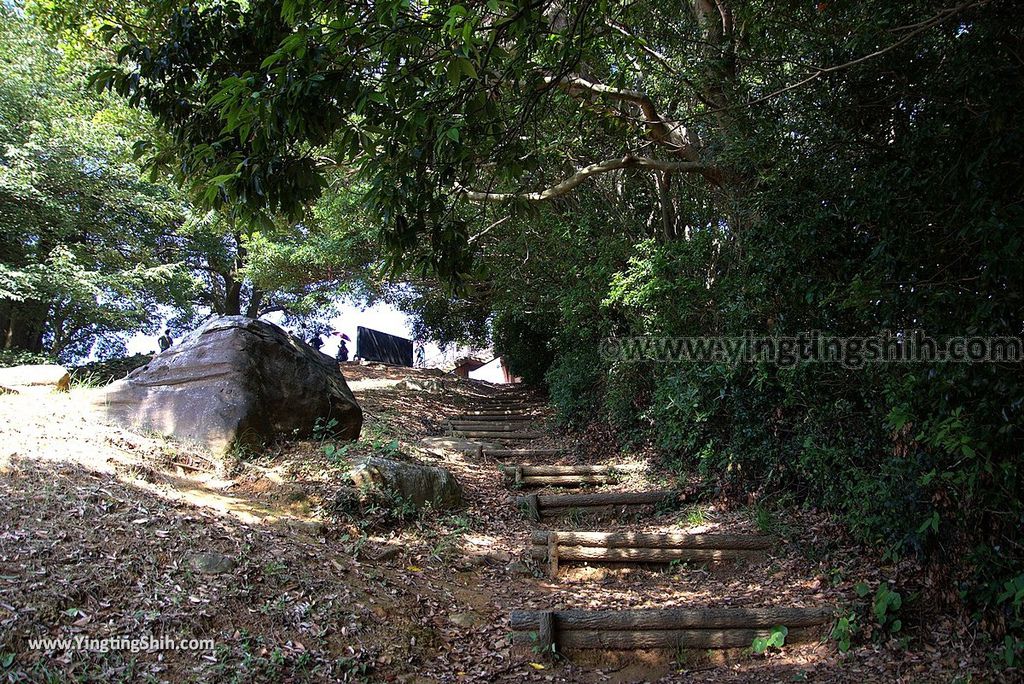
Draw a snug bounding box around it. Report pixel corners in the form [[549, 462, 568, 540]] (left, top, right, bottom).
[[450, 422, 538, 432], [530, 531, 772, 550], [451, 414, 537, 422], [487, 448, 564, 458], [520, 474, 617, 486], [510, 606, 834, 631], [472, 407, 544, 413], [529, 546, 763, 563], [511, 626, 820, 650], [454, 431, 544, 440], [514, 463, 644, 476], [516, 490, 677, 515], [459, 410, 543, 417]]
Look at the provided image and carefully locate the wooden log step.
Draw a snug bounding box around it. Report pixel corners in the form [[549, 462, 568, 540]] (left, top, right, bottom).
[[530, 531, 772, 550], [528, 546, 762, 563], [511, 626, 819, 650], [518, 490, 676, 510], [471, 406, 544, 412], [475, 398, 543, 403], [516, 490, 678, 521], [454, 431, 543, 440], [512, 463, 644, 476], [471, 405, 544, 411], [520, 474, 617, 486], [486, 448, 565, 458], [510, 606, 834, 631], [461, 407, 544, 413], [450, 422, 537, 432], [468, 405, 544, 411], [500, 463, 635, 487], [454, 413, 540, 419]]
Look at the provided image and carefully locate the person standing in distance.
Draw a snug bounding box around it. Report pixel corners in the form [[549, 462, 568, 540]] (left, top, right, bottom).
[[157, 328, 174, 352]]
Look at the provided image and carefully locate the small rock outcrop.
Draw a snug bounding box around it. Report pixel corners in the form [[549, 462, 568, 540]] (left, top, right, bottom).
[[0, 364, 71, 392], [348, 456, 464, 509], [188, 552, 236, 575], [95, 316, 362, 455], [394, 378, 446, 393]]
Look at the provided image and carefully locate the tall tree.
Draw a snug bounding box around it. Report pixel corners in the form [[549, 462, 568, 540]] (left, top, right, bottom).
[[0, 10, 195, 359]]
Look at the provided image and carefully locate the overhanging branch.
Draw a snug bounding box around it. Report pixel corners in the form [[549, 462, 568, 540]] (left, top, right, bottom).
[[542, 75, 702, 161], [461, 155, 709, 203]]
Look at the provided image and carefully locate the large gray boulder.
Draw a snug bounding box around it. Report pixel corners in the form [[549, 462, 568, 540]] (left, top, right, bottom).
[[348, 456, 464, 509], [95, 316, 361, 455]]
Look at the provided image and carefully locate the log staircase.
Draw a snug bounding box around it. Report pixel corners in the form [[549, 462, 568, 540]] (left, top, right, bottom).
[[451, 390, 834, 663]]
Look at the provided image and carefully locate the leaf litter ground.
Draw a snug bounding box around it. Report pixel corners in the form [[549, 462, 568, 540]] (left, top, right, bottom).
[[0, 363, 1000, 682]]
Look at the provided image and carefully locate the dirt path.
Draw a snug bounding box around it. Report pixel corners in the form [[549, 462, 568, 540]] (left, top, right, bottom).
[[0, 366, 995, 682]]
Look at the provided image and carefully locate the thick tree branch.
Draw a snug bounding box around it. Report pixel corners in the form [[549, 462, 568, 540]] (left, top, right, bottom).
[[542, 75, 702, 161], [257, 304, 292, 317], [461, 155, 708, 203]]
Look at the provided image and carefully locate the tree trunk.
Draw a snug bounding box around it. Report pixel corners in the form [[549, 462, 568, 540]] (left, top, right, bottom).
[[245, 288, 264, 318], [223, 279, 243, 316], [3, 302, 48, 353]]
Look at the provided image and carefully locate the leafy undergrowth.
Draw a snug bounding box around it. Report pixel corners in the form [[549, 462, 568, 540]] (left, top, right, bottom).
[[0, 363, 1005, 682], [70, 355, 155, 387]]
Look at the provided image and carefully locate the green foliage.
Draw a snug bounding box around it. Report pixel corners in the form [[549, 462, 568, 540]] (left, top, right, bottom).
[[752, 625, 788, 655], [335, 654, 372, 680], [0, 10, 196, 360], [545, 346, 603, 429], [313, 417, 340, 442], [321, 443, 351, 465], [871, 584, 904, 635], [491, 311, 554, 386], [0, 350, 54, 368], [527, 632, 559, 660], [994, 574, 1024, 668], [836, 581, 905, 647], [682, 506, 708, 528], [0, 10, 380, 360], [831, 613, 857, 653]]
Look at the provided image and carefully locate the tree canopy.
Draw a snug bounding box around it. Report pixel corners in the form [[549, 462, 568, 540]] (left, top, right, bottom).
[[0, 6, 390, 359], [0, 10, 194, 358]]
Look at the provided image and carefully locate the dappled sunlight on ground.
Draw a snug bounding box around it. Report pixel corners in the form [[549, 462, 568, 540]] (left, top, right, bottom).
[[0, 365, 993, 681], [0, 388, 318, 532]]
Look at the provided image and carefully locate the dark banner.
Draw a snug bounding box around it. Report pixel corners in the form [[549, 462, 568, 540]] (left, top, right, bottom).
[[356, 326, 413, 367]]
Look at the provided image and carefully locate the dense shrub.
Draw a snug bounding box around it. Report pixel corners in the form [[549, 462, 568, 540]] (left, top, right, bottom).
[[512, 8, 1024, 655]]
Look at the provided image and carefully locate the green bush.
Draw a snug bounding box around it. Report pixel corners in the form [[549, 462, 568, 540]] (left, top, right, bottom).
[[544, 346, 603, 429], [491, 311, 554, 386], [0, 350, 55, 368]]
